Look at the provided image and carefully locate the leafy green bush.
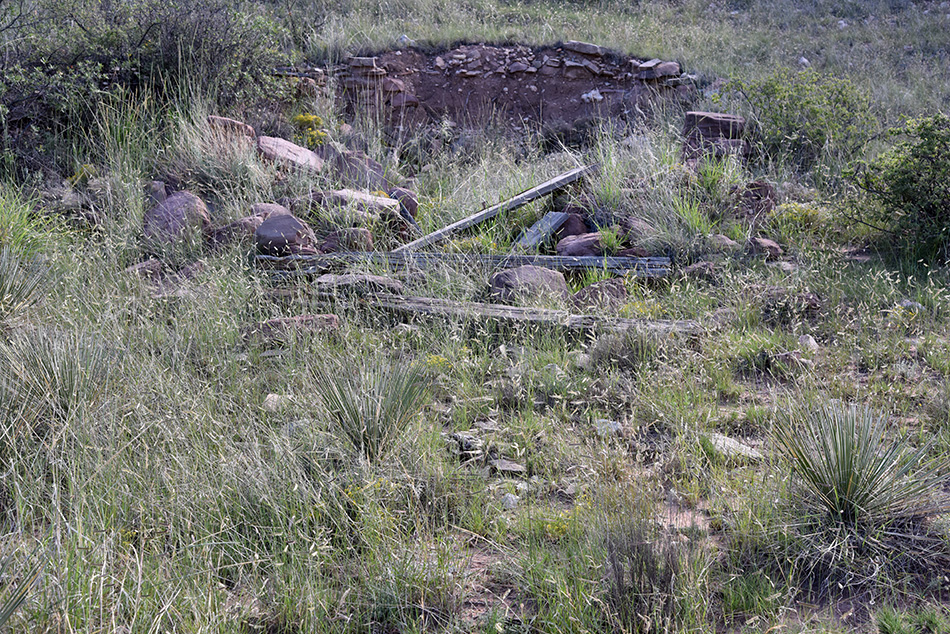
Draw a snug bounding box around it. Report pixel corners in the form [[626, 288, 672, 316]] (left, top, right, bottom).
[[727, 69, 875, 171], [853, 113, 950, 263]]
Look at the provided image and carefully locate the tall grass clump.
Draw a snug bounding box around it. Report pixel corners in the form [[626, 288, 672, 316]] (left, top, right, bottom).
[[0, 328, 115, 426], [311, 358, 430, 462], [0, 248, 50, 325]]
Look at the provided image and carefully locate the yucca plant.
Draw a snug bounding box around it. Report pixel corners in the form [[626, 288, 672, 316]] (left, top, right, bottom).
[[312, 359, 430, 462], [0, 248, 50, 325], [0, 544, 46, 630], [773, 401, 950, 528], [0, 328, 114, 425]]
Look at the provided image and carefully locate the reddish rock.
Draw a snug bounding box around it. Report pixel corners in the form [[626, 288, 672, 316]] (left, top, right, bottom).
[[388, 187, 419, 218], [143, 191, 211, 250], [489, 265, 570, 304], [255, 214, 319, 256], [242, 314, 340, 345], [556, 232, 605, 257], [390, 93, 420, 109], [257, 136, 324, 174], [571, 278, 628, 313], [324, 149, 389, 191], [308, 189, 399, 215], [381, 77, 407, 93], [319, 227, 374, 253], [709, 233, 741, 252], [207, 115, 255, 139], [617, 217, 657, 245], [749, 237, 783, 260], [555, 213, 589, 241], [208, 203, 292, 250]]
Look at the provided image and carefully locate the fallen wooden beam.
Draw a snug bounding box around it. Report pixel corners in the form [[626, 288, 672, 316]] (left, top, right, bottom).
[[392, 164, 599, 253], [512, 212, 570, 252], [344, 293, 697, 336], [257, 252, 671, 279]]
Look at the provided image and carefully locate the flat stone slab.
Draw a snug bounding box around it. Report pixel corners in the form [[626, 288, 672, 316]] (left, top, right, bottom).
[[257, 136, 324, 174], [706, 432, 762, 462]]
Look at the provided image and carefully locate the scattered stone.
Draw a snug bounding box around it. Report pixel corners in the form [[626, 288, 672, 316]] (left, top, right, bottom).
[[501, 492, 520, 510], [899, 299, 926, 313], [798, 334, 820, 353], [489, 265, 570, 304], [207, 215, 266, 250], [255, 214, 319, 256], [490, 458, 527, 475], [387, 187, 419, 218], [616, 217, 657, 245], [581, 88, 604, 103], [569, 351, 593, 371], [315, 273, 403, 296], [508, 61, 528, 73], [564, 40, 604, 56], [749, 237, 783, 260], [319, 227, 374, 253], [555, 213, 590, 240], [143, 190, 212, 250], [555, 232, 605, 257], [705, 432, 762, 462], [348, 56, 378, 68], [708, 233, 741, 252], [257, 136, 324, 174], [447, 431, 484, 462], [326, 149, 389, 191], [571, 278, 628, 313], [594, 418, 623, 437], [390, 93, 420, 109], [207, 115, 255, 139], [381, 77, 406, 93], [263, 393, 294, 413], [295, 77, 320, 99], [242, 314, 340, 345], [308, 189, 399, 215], [683, 111, 747, 160]]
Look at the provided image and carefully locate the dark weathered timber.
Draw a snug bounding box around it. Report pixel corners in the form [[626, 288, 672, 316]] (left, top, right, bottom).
[[513, 212, 570, 252], [257, 252, 671, 279], [392, 164, 599, 253], [352, 293, 697, 335]]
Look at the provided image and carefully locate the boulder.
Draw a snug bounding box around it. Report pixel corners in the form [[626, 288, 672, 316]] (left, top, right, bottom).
[[571, 278, 628, 313], [208, 203, 291, 250], [749, 237, 783, 260], [555, 213, 589, 241], [315, 273, 404, 296], [257, 136, 324, 174], [143, 191, 211, 250], [616, 217, 657, 245], [308, 189, 399, 215], [387, 187, 419, 218], [556, 232, 605, 257], [319, 227, 374, 253], [255, 214, 319, 256], [489, 265, 569, 304]]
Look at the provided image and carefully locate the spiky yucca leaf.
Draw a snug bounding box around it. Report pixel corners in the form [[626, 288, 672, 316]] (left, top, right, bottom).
[[312, 359, 430, 462], [774, 401, 949, 527], [0, 248, 50, 324]]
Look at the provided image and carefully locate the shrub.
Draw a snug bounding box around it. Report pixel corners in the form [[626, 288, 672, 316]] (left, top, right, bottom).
[[726, 69, 875, 171], [311, 359, 430, 462], [0, 248, 50, 325], [853, 113, 950, 263]]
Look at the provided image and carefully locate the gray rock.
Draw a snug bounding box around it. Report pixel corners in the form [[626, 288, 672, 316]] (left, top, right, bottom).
[[594, 419, 623, 437], [143, 191, 211, 251], [798, 334, 819, 353], [555, 232, 604, 257], [489, 265, 570, 304], [257, 136, 324, 174], [705, 432, 762, 462], [490, 458, 526, 475], [502, 493, 520, 510], [564, 40, 603, 56], [255, 214, 318, 256]]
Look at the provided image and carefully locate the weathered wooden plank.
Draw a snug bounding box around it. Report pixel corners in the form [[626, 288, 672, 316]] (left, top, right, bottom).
[[392, 164, 599, 253], [356, 293, 697, 335], [513, 212, 570, 252], [257, 252, 671, 279]]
